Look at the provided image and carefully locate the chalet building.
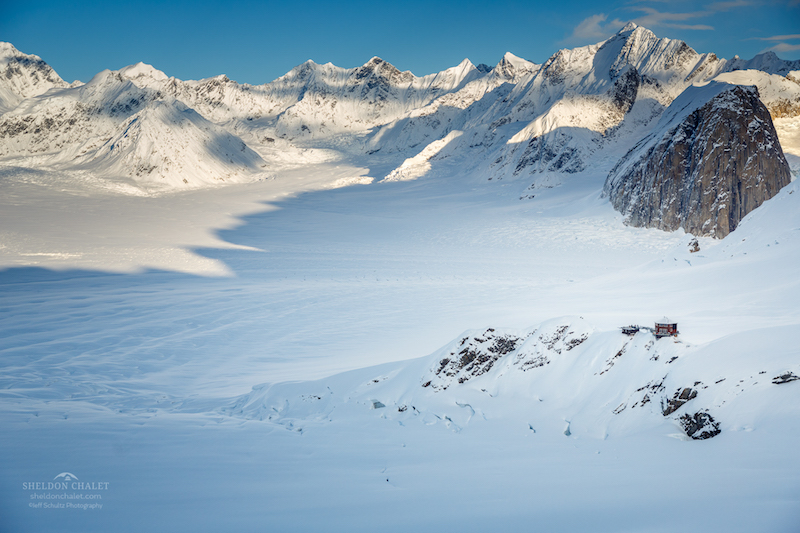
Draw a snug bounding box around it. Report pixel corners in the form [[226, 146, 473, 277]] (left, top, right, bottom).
[[654, 318, 678, 338]]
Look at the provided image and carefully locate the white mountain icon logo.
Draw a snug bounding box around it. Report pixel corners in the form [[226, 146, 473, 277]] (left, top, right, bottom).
[[54, 472, 78, 482]]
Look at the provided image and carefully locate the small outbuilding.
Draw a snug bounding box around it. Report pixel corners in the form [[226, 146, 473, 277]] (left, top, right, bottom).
[[654, 317, 678, 338], [621, 325, 640, 336]]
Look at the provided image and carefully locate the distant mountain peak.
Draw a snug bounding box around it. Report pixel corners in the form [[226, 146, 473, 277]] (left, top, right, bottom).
[[500, 52, 530, 68], [358, 56, 404, 78], [117, 62, 169, 82], [493, 52, 537, 80], [0, 41, 24, 61], [0, 42, 68, 109]]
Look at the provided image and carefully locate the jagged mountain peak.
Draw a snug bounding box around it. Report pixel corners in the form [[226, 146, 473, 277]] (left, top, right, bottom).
[[727, 51, 800, 76], [354, 56, 413, 83], [601, 24, 697, 81], [617, 21, 640, 34], [499, 52, 535, 70], [614, 21, 657, 43], [85, 69, 130, 89], [199, 73, 231, 84], [364, 56, 390, 68], [455, 57, 475, 69], [0, 42, 69, 112], [492, 52, 538, 81], [0, 41, 28, 63], [502, 51, 527, 64]]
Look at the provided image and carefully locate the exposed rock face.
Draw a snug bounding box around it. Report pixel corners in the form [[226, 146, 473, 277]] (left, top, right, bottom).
[[679, 411, 721, 440], [421, 320, 593, 391], [772, 371, 800, 384], [662, 387, 698, 416], [604, 83, 791, 238], [425, 328, 524, 391]]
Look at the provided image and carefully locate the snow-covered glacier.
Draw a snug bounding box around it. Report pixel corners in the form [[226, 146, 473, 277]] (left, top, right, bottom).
[[1, 23, 800, 533]]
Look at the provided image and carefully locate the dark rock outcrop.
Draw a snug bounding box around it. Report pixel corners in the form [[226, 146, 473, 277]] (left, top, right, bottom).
[[772, 372, 800, 385], [427, 328, 523, 390], [604, 83, 791, 238], [662, 387, 698, 416], [679, 411, 721, 440]]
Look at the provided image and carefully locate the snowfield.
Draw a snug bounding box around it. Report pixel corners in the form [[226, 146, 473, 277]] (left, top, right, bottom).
[[2, 159, 799, 532], [1, 24, 800, 533]]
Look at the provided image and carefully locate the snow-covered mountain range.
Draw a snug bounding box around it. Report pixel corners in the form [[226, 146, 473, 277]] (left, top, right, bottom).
[[1, 23, 798, 196]]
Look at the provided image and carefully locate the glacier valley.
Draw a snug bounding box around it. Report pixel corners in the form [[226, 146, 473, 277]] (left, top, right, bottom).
[[1, 24, 799, 532]]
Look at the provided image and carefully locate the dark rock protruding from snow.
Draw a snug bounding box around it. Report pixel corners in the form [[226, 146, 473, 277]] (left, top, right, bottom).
[[662, 387, 698, 416], [679, 411, 721, 440], [772, 372, 800, 384], [604, 82, 791, 238], [426, 328, 524, 391]]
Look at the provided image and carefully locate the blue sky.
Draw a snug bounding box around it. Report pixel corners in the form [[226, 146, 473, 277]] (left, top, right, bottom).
[[1, 0, 798, 84]]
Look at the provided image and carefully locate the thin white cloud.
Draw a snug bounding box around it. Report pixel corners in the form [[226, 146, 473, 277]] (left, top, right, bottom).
[[750, 34, 800, 41], [561, 0, 754, 49], [763, 42, 800, 53], [560, 13, 628, 46], [629, 7, 714, 30]]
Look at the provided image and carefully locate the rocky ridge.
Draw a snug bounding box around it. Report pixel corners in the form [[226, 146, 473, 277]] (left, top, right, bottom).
[[604, 82, 791, 237], [222, 316, 800, 441]]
